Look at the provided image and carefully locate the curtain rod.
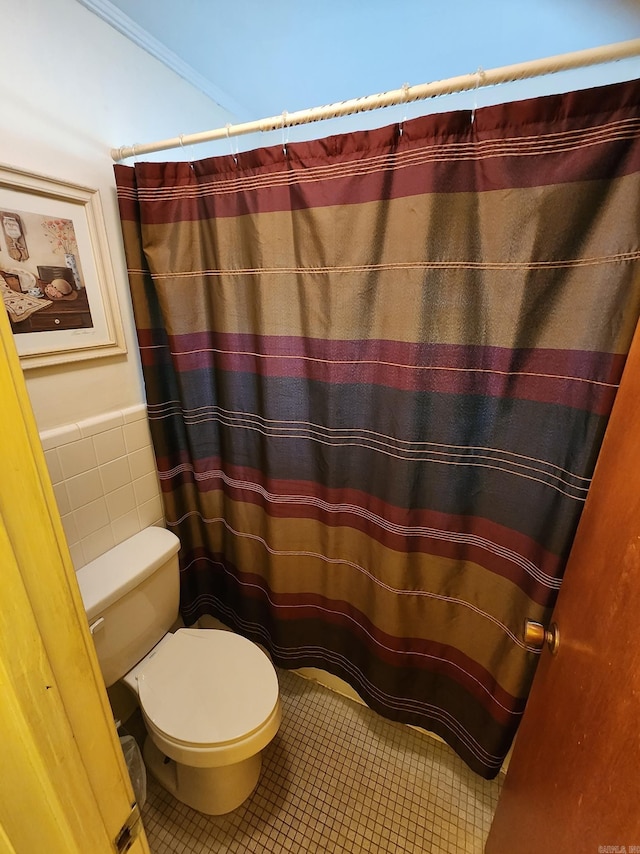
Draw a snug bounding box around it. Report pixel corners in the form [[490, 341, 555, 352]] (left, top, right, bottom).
[[111, 38, 640, 162]]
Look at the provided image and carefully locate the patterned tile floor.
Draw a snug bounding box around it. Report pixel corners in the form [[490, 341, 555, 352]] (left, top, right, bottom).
[[140, 668, 502, 853]]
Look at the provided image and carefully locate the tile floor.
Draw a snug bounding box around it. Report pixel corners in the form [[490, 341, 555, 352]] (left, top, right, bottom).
[[140, 668, 502, 853]]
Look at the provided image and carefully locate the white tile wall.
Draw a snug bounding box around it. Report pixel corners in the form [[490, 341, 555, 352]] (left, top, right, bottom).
[[40, 404, 164, 570]]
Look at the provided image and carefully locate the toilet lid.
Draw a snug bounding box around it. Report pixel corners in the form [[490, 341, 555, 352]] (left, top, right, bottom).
[[137, 629, 279, 746]]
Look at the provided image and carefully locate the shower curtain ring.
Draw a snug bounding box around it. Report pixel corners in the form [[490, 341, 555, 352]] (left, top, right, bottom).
[[281, 111, 289, 157], [225, 123, 238, 165], [399, 82, 410, 137], [178, 134, 194, 169], [471, 67, 485, 125]]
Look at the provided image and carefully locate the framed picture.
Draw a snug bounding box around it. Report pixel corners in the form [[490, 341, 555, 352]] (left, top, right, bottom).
[[0, 164, 126, 369]]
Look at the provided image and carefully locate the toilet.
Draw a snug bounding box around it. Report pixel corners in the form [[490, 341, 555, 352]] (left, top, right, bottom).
[[76, 526, 281, 815]]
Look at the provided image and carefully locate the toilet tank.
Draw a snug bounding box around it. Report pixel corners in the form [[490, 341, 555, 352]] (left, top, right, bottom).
[[76, 527, 181, 687]]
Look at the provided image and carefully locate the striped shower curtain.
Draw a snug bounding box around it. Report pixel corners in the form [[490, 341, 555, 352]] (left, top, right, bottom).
[[115, 78, 640, 779]]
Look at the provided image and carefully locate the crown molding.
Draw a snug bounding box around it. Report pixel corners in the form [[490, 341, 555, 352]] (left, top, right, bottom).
[[75, 0, 250, 120]]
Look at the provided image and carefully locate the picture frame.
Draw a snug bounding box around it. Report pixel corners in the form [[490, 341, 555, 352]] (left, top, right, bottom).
[[0, 164, 126, 369]]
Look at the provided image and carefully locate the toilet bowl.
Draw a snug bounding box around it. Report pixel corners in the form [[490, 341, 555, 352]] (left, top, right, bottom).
[[76, 527, 281, 815], [123, 627, 281, 814]]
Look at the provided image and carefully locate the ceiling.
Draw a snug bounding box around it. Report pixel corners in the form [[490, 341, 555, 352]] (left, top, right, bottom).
[[81, 1, 640, 125]]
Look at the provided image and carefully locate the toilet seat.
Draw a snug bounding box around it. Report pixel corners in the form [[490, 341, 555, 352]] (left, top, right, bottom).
[[135, 629, 280, 749]]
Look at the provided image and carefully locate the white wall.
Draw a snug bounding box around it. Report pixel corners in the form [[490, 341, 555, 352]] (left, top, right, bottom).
[[0, 0, 237, 431]]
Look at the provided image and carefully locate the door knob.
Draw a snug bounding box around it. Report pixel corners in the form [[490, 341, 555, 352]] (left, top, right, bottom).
[[524, 619, 560, 655]]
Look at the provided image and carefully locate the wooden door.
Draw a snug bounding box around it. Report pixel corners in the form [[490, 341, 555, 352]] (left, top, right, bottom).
[[485, 322, 640, 852], [0, 307, 151, 853]]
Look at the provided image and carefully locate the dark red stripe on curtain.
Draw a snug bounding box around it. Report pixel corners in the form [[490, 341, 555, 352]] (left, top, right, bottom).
[[115, 81, 640, 222], [159, 332, 624, 414], [163, 332, 624, 383], [156, 454, 564, 594]]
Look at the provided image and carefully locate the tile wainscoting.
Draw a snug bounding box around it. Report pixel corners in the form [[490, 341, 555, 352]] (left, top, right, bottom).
[[40, 404, 164, 570]]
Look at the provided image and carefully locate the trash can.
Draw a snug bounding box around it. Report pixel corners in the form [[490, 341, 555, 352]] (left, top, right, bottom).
[[119, 734, 147, 809]]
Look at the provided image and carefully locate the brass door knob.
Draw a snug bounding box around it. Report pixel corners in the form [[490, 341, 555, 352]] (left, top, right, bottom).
[[524, 619, 560, 655]]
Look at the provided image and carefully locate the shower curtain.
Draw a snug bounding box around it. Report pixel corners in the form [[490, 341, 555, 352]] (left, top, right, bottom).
[[115, 78, 640, 779]]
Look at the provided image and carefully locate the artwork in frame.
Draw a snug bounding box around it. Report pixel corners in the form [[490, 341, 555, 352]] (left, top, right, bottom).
[[0, 164, 126, 369]]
